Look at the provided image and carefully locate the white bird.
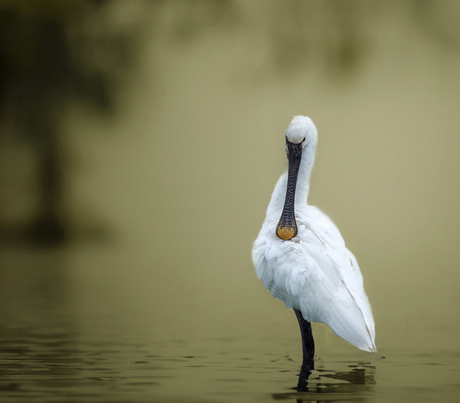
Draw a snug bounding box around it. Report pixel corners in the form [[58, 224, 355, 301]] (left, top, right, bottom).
[[252, 116, 376, 373]]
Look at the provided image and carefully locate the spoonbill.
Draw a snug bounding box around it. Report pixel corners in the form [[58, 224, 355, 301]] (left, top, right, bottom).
[[252, 116, 376, 380]]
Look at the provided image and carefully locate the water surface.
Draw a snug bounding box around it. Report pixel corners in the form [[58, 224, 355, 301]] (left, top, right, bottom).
[[1, 287, 459, 402]]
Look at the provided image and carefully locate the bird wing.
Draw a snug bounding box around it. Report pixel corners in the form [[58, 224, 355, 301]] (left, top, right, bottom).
[[296, 206, 376, 352], [252, 206, 376, 352]]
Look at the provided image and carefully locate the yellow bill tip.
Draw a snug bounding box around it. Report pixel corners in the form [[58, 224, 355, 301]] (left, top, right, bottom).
[[276, 226, 296, 240]]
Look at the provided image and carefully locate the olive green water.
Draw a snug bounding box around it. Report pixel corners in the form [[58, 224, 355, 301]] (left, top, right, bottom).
[[2, 2, 460, 402], [1, 241, 459, 403], [2, 314, 459, 403]]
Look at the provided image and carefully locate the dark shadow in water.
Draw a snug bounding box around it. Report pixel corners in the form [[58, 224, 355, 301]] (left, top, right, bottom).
[[274, 361, 376, 402], [0, 247, 72, 319], [0, 316, 164, 401], [0, 323, 80, 393]]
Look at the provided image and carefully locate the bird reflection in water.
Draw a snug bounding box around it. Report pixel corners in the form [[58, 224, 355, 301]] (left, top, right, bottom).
[[284, 360, 376, 400]]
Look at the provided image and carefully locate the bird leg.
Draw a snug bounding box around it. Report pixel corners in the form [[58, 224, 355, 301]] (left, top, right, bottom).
[[294, 309, 315, 389]]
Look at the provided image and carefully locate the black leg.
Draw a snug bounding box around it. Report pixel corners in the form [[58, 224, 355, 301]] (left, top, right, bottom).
[[294, 309, 315, 390]]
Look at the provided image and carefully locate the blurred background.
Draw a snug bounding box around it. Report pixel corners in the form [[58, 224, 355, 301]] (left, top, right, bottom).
[[1, 0, 460, 377]]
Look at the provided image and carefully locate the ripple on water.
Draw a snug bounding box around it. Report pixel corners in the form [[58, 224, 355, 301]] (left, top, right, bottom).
[[1, 321, 460, 402]]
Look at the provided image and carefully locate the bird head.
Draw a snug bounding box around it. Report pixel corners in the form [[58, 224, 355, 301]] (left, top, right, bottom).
[[285, 115, 318, 150]]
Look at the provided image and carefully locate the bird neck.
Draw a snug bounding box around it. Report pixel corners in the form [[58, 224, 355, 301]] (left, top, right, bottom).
[[295, 143, 316, 206], [267, 143, 316, 220]]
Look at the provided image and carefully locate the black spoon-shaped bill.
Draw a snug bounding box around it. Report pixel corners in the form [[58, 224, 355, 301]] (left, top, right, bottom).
[[276, 139, 303, 240]]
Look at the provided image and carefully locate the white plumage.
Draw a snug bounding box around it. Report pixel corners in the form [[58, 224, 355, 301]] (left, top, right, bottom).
[[252, 116, 376, 353]]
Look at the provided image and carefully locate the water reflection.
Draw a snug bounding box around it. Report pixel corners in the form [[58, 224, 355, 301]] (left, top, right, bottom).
[[2, 312, 460, 403], [0, 320, 159, 401], [1, 320, 377, 403], [0, 248, 71, 322], [274, 360, 376, 402]]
